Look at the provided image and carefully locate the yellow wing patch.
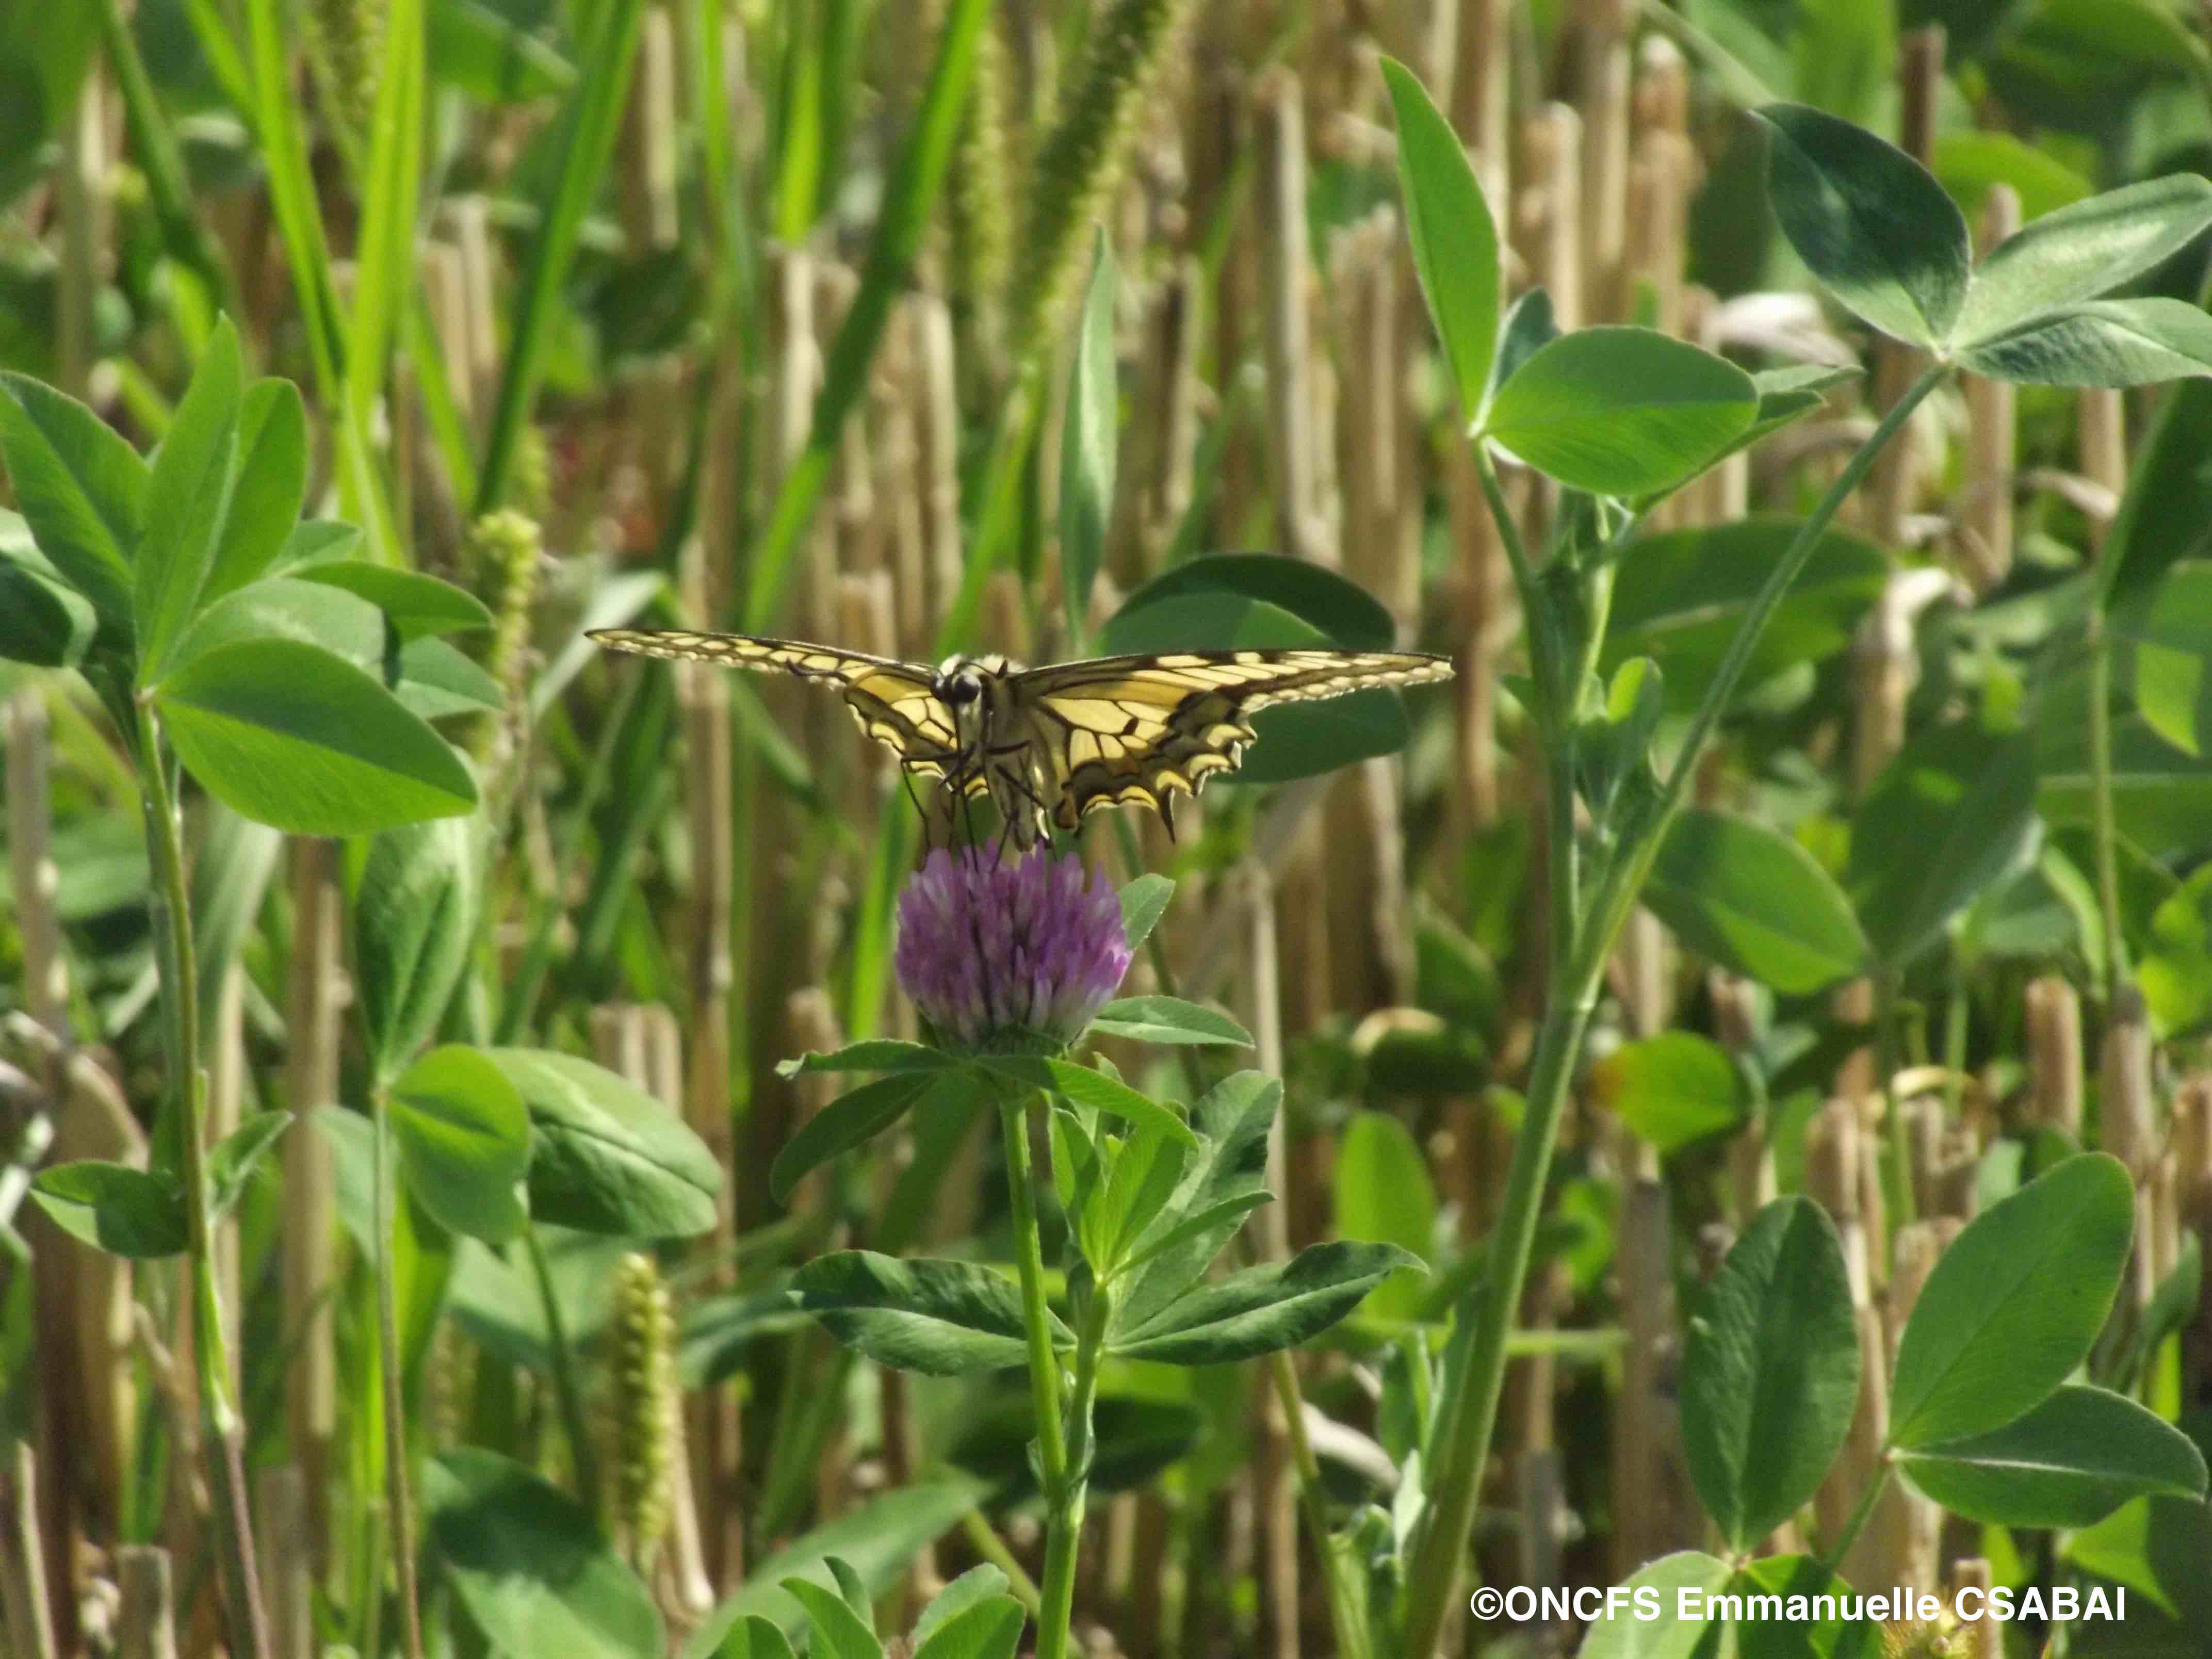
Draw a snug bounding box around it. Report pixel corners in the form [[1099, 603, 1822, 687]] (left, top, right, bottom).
[[1016, 648, 1452, 834], [588, 627, 961, 766]]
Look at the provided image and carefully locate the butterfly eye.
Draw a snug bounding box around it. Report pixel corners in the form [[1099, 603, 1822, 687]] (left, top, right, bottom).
[[944, 678, 980, 705]]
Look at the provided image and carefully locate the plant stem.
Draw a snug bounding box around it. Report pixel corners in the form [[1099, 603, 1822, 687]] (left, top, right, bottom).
[[998, 1089, 1075, 1659], [1107, 819, 1375, 1657], [960, 1510, 1045, 1613], [2086, 601, 2129, 997], [369, 1087, 426, 1659], [134, 706, 271, 1659], [1575, 364, 1952, 998], [1265, 1348, 1375, 1659], [1876, 972, 1915, 1234], [1821, 1464, 1891, 1572], [524, 1223, 601, 1508], [1040, 1279, 1111, 1655], [1397, 994, 1597, 1655], [1397, 365, 1951, 1657]]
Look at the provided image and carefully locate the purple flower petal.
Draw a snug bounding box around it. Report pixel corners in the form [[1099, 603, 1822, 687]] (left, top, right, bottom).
[[893, 846, 1132, 1051]]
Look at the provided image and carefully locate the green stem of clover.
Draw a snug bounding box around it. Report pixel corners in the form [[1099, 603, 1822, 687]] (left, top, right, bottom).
[[1111, 821, 1377, 1659], [1043, 1276, 1112, 1654], [1398, 364, 1952, 1657], [998, 1087, 1079, 1659], [369, 1084, 427, 1659], [135, 703, 272, 1659], [525, 1220, 603, 1512]]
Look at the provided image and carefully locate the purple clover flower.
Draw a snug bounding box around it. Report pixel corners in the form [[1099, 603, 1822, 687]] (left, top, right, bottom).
[[893, 846, 1132, 1052]]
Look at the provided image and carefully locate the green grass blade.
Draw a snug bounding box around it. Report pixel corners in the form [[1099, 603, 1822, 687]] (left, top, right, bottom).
[[740, 0, 991, 632], [243, 0, 401, 560], [347, 0, 428, 460], [474, 0, 650, 513], [97, 0, 238, 317]]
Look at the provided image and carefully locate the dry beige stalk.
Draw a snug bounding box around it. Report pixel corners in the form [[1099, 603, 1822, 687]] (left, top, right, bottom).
[[1868, 28, 1945, 541], [2025, 975, 2084, 1134], [1575, 0, 1635, 321], [1256, 67, 1328, 565], [1959, 186, 2022, 592]]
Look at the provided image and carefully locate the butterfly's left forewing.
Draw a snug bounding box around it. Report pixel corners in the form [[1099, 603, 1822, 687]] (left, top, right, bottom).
[[588, 627, 962, 772]]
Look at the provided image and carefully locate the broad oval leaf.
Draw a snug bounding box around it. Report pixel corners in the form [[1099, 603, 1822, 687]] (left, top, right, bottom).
[[1101, 556, 1411, 781], [136, 317, 243, 681], [770, 1071, 945, 1203], [1645, 808, 1867, 994], [914, 1596, 1027, 1659], [714, 1617, 801, 1659], [1894, 1384, 2207, 1526], [949, 1394, 1204, 1508], [2104, 378, 2212, 612], [396, 635, 506, 721], [1959, 297, 2212, 388], [293, 560, 496, 638], [210, 1112, 292, 1218], [1333, 1112, 1436, 1322], [1108, 1240, 1419, 1364], [203, 377, 307, 605], [2062, 1490, 2212, 1630], [1712, 1555, 1879, 1657], [1847, 719, 2040, 970], [390, 1045, 531, 1243], [1604, 518, 1886, 712], [1484, 328, 1758, 498], [487, 1048, 722, 1238], [2138, 864, 2212, 1038], [425, 1446, 663, 1659], [785, 1579, 883, 1659], [0, 530, 97, 667], [1681, 1197, 1860, 1552], [1889, 1152, 2134, 1449], [1589, 1032, 1748, 1154], [1117, 1071, 1280, 1331], [1932, 129, 2092, 225], [793, 1250, 1064, 1375], [1756, 102, 1971, 347], [1955, 174, 2212, 346], [0, 370, 145, 631], [30, 1161, 186, 1259], [1381, 55, 1500, 422], [1575, 1551, 1734, 1659], [1087, 996, 1253, 1048], [430, 0, 578, 100], [2125, 562, 2212, 759], [353, 815, 479, 1080], [1115, 562, 1389, 646], [155, 638, 479, 834], [1118, 874, 1175, 951], [681, 1478, 988, 1654], [775, 1040, 954, 1079], [912, 1567, 1013, 1650], [164, 575, 388, 681], [980, 1054, 1198, 1147]]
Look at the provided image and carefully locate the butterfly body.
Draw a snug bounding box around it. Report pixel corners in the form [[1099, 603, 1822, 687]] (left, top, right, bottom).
[[588, 627, 1453, 846]]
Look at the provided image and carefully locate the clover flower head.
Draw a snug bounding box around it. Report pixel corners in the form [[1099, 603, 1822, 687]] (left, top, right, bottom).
[[893, 847, 1131, 1052]]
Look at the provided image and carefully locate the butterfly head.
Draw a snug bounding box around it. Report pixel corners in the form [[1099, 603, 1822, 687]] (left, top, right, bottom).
[[932, 654, 1013, 709]]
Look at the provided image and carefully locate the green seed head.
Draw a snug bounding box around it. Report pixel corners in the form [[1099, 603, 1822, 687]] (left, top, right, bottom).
[[610, 1251, 674, 1567]]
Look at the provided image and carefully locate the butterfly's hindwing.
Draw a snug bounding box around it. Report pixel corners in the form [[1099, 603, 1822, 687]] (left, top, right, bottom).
[[1016, 649, 1453, 831]]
